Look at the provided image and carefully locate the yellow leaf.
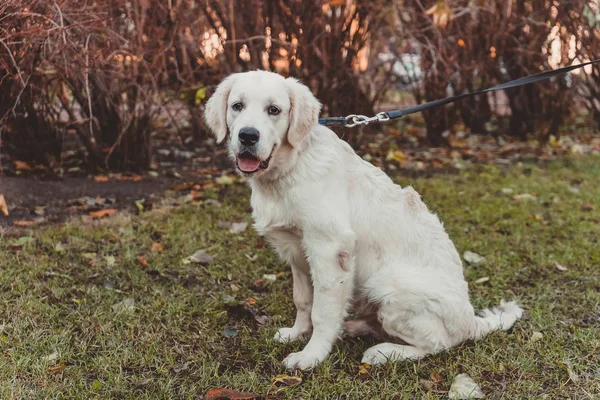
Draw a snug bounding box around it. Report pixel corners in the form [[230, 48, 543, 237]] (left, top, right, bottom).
[[272, 374, 303, 386], [358, 363, 371, 375], [386, 150, 405, 162], [195, 87, 207, 105]]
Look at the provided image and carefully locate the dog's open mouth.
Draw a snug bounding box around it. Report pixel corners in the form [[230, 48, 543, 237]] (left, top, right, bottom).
[[236, 150, 273, 174]]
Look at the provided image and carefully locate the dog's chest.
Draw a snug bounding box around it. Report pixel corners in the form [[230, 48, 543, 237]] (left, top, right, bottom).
[[250, 188, 297, 236]]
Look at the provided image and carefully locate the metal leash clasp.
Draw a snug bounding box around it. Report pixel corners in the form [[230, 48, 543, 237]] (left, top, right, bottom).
[[345, 112, 390, 128]]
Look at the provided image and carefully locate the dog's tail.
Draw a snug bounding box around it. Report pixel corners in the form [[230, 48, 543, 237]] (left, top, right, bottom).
[[469, 300, 523, 341]]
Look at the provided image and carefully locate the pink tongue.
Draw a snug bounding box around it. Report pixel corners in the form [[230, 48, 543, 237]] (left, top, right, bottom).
[[237, 157, 261, 172]]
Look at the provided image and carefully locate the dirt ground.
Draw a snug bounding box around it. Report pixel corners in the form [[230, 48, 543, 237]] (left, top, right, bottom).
[[1, 128, 599, 233], [0, 176, 177, 229]]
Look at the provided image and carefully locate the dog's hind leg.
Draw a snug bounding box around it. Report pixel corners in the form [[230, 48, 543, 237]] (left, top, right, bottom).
[[361, 301, 451, 365], [362, 343, 430, 364]]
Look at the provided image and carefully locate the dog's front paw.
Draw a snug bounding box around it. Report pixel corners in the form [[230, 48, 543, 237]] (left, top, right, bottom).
[[273, 327, 308, 343], [282, 349, 326, 370]]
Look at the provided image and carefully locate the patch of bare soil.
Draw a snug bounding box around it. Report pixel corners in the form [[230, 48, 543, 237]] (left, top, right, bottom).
[[1, 127, 598, 232]]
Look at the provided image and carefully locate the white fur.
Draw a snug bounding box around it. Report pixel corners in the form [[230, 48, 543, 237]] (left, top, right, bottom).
[[205, 70, 523, 370]]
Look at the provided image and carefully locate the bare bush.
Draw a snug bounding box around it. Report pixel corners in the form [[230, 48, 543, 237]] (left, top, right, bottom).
[[1, 0, 597, 170], [0, 1, 165, 169], [1, 0, 386, 170], [569, 3, 600, 129], [374, 0, 594, 144]]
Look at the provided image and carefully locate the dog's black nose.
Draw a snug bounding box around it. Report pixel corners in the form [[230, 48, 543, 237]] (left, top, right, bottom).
[[238, 127, 260, 146]]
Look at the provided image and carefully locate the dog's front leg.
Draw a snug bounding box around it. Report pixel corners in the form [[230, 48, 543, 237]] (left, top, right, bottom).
[[282, 231, 355, 370], [267, 230, 314, 342], [274, 262, 313, 342]]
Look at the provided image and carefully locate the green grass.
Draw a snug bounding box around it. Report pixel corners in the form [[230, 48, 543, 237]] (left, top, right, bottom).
[[1, 156, 599, 399]]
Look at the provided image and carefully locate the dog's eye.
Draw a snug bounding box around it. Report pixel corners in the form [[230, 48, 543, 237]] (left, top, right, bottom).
[[232, 102, 243, 112], [267, 105, 281, 116]]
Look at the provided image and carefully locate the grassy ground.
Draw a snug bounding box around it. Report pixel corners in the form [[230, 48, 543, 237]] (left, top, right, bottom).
[[1, 156, 599, 399]]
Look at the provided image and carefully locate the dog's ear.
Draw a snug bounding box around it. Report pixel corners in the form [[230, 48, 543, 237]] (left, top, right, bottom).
[[204, 74, 237, 144], [285, 77, 321, 147]]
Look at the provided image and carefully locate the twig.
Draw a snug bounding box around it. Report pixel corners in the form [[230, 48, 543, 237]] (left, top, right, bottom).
[[11, 75, 31, 117], [228, 0, 236, 62], [84, 34, 96, 146], [0, 12, 62, 30], [53, 2, 67, 44], [104, 114, 134, 165], [0, 37, 25, 86]]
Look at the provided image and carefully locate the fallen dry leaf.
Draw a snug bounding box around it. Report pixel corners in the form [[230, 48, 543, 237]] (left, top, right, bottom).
[[105, 255, 116, 267], [386, 150, 405, 162], [0, 194, 8, 216], [43, 351, 59, 362], [221, 328, 239, 338], [554, 261, 568, 272], [14, 160, 33, 171], [190, 190, 203, 201], [357, 363, 371, 377], [118, 174, 143, 182], [150, 242, 163, 253], [557, 360, 579, 383], [530, 331, 543, 342], [463, 251, 486, 266], [272, 373, 302, 387], [474, 276, 490, 284], [581, 203, 593, 212], [48, 364, 66, 373], [431, 370, 444, 383], [93, 175, 110, 182], [137, 256, 149, 267], [254, 314, 270, 325], [184, 249, 215, 265], [13, 220, 39, 227], [89, 209, 118, 219], [513, 193, 537, 202], [204, 388, 259, 400], [229, 222, 248, 234], [448, 373, 485, 399], [112, 298, 135, 313]]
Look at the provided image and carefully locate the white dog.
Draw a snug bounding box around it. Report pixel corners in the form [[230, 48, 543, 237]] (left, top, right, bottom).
[[205, 70, 523, 370]]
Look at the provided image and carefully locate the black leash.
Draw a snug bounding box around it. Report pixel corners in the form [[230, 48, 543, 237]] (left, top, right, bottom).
[[318, 59, 600, 128]]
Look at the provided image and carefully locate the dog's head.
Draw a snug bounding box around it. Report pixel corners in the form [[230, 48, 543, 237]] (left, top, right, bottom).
[[204, 71, 321, 177]]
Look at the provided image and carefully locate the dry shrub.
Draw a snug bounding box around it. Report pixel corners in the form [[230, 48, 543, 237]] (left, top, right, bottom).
[[1, 0, 597, 169], [1, 0, 386, 171], [374, 0, 597, 144], [0, 0, 166, 170]]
